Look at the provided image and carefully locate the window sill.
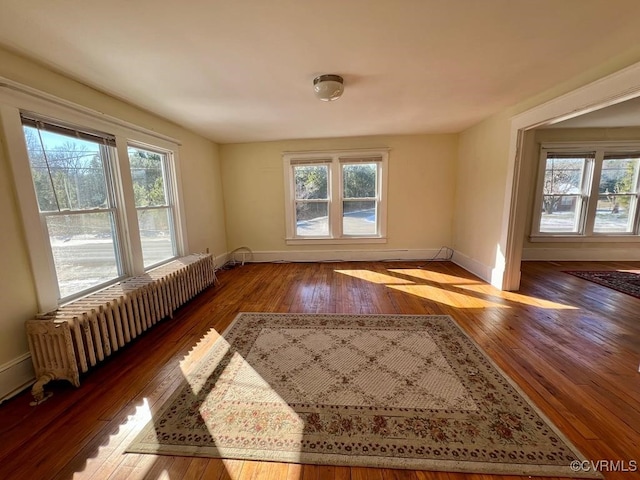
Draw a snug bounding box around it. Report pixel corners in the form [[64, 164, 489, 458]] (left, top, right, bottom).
[[529, 234, 640, 243], [285, 237, 388, 246]]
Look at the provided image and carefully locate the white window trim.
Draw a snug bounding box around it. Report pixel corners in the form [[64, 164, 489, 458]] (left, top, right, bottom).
[[125, 141, 183, 271], [531, 141, 640, 242], [283, 148, 389, 245], [0, 81, 188, 313]]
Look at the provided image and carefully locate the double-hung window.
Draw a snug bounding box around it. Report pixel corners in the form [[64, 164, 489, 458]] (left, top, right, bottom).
[[6, 109, 183, 308], [22, 115, 123, 299], [284, 149, 388, 243], [532, 143, 640, 239]]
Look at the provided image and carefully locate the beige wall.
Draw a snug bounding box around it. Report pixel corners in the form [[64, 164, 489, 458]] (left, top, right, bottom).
[[178, 131, 227, 257], [519, 127, 640, 260], [0, 47, 226, 389], [454, 111, 512, 276], [221, 134, 458, 255], [453, 47, 640, 283]]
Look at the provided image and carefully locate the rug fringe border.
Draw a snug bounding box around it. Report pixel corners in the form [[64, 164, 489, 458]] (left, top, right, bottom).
[[441, 313, 603, 479], [127, 443, 601, 478]]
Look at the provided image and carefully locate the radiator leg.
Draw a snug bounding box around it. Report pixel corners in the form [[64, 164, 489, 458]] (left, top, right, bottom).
[[30, 372, 56, 406]]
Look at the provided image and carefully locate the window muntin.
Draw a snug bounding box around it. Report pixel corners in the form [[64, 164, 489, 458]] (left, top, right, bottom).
[[284, 150, 387, 242], [533, 146, 640, 239], [22, 122, 122, 299], [128, 146, 176, 267]]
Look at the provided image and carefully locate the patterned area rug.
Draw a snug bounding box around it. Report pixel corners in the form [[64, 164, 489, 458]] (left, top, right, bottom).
[[565, 270, 640, 299], [128, 313, 599, 478]]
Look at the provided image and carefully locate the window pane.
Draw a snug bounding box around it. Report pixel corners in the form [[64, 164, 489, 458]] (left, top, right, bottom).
[[594, 195, 635, 233], [343, 200, 377, 235], [46, 213, 119, 298], [599, 157, 639, 194], [540, 195, 581, 233], [594, 156, 639, 233], [23, 126, 109, 212], [543, 157, 586, 195], [294, 165, 328, 200], [343, 163, 376, 198], [128, 147, 168, 207], [296, 202, 328, 236], [539, 155, 587, 233], [138, 208, 175, 267]]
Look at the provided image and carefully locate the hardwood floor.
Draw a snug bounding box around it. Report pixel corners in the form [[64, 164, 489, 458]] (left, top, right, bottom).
[[1, 260, 639, 480]]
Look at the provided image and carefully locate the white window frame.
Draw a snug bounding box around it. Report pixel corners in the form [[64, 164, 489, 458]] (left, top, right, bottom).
[[0, 79, 188, 312], [531, 141, 640, 242], [283, 149, 388, 245], [127, 143, 179, 269]]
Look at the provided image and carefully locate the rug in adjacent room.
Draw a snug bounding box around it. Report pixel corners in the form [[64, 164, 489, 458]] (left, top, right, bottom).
[[128, 312, 599, 478], [565, 270, 640, 299]]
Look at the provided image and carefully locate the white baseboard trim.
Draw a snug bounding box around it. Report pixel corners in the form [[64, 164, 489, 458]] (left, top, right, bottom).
[[0, 353, 34, 404], [238, 248, 452, 264], [522, 247, 640, 261], [213, 251, 230, 270], [451, 250, 493, 284]]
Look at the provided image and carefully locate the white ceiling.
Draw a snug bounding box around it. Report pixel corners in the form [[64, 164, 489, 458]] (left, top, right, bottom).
[[2, 0, 640, 143]]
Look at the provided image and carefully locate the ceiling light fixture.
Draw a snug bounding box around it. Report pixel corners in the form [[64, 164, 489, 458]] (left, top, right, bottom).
[[313, 74, 344, 101]]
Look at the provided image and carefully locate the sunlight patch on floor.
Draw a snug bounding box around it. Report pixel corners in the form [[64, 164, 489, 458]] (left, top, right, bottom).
[[173, 322, 307, 456], [335, 269, 414, 284], [335, 268, 506, 308], [181, 349, 306, 462], [390, 268, 576, 310], [129, 398, 155, 444], [198, 351, 305, 460], [388, 268, 481, 285], [222, 458, 246, 479], [455, 283, 577, 310], [180, 327, 227, 384], [77, 399, 154, 478], [180, 340, 231, 396], [388, 284, 508, 308]]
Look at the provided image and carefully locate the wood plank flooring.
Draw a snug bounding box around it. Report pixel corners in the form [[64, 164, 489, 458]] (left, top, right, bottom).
[[1, 260, 638, 480]]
